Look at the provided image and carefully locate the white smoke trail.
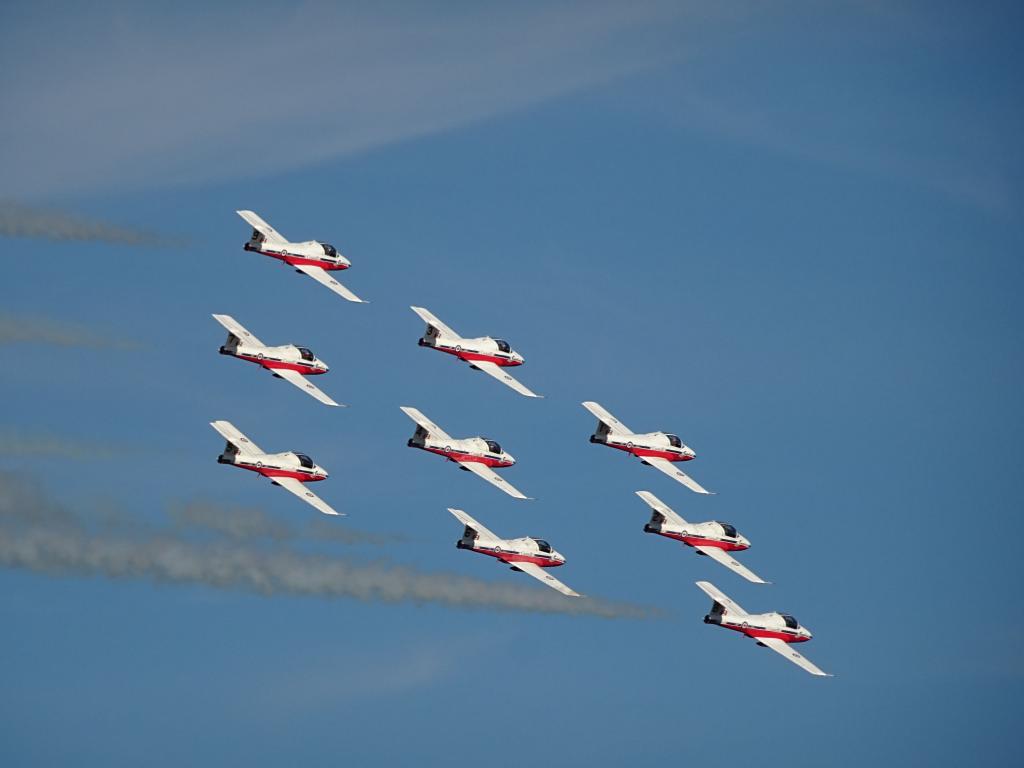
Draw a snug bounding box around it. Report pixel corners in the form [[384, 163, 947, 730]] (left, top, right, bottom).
[[0, 201, 179, 246], [0, 474, 654, 619], [0, 313, 136, 349], [0, 430, 117, 460]]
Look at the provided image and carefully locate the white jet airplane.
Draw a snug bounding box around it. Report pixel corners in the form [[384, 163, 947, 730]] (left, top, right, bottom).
[[400, 407, 530, 499], [635, 492, 766, 583], [210, 420, 342, 516], [213, 314, 342, 407], [410, 306, 540, 398], [449, 508, 579, 597], [696, 581, 830, 677], [582, 402, 713, 494], [236, 210, 366, 303]]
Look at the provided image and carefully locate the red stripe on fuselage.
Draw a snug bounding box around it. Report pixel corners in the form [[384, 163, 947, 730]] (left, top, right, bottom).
[[471, 548, 562, 567], [234, 463, 325, 482], [653, 530, 747, 551], [608, 443, 691, 461], [421, 445, 512, 468], [251, 247, 348, 271], [235, 353, 323, 375], [435, 346, 520, 367], [722, 623, 808, 643]]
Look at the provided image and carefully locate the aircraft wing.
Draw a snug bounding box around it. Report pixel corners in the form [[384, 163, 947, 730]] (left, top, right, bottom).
[[447, 507, 500, 542], [635, 490, 688, 527], [644, 457, 714, 495], [457, 460, 531, 500], [696, 545, 768, 584], [294, 264, 366, 303], [273, 476, 343, 516], [212, 313, 264, 346], [472, 361, 541, 398], [399, 406, 453, 440], [581, 401, 631, 434], [759, 637, 830, 677], [410, 306, 459, 339], [209, 420, 263, 456], [236, 210, 287, 243], [505, 560, 581, 597], [274, 368, 343, 407], [695, 580, 747, 616]]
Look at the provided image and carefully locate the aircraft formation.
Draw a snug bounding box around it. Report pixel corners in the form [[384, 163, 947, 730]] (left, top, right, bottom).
[[210, 210, 832, 677]]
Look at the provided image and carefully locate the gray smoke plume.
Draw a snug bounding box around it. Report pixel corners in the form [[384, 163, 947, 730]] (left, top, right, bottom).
[[0, 430, 117, 460], [169, 500, 406, 546], [0, 474, 654, 619], [0, 201, 180, 246], [0, 313, 136, 349]]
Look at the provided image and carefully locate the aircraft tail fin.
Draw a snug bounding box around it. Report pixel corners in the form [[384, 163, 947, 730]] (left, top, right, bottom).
[[581, 401, 631, 440], [236, 210, 287, 245], [411, 306, 460, 342], [696, 581, 748, 619]]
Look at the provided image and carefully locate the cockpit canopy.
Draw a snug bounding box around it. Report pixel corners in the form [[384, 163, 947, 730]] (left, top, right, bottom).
[[294, 453, 314, 469], [532, 538, 552, 553], [484, 440, 502, 454], [318, 242, 337, 257], [297, 347, 314, 361], [780, 614, 799, 629], [494, 339, 510, 353], [717, 521, 737, 538], [665, 434, 682, 448]]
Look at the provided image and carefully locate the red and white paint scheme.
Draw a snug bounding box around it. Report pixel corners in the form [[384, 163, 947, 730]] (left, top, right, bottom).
[[411, 306, 540, 398], [696, 581, 830, 677], [236, 210, 366, 303], [210, 420, 342, 517], [449, 508, 579, 597], [400, 406, 531, 500], [582, 401, 713, 495], [212, 314, 342, 407], [636, 492, 767, 584]]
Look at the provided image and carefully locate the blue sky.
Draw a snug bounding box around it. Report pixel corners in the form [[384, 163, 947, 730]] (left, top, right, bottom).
[[1, 1, 1022, 765]]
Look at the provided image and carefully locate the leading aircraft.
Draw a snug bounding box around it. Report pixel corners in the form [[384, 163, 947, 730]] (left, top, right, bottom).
[[410, 306, 540, 398], [210, 420, 342, 516], [212, 314, 342, 407], [636, 491, 767, 583], [449, 508, 579, 596], [236, 210, 366, 303], [581, 401, 713, 494], [696, 581, 830, 676], [400, 407, 531, 499]]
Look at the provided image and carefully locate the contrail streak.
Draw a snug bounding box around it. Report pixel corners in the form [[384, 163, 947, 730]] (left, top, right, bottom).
[[0, 201, 179, 246], [0, 474, 653, 619]]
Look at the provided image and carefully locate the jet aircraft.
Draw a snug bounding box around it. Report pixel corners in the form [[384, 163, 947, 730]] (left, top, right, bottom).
[[449, 508, 579, 596], [582, 401, 713, 494], [213, 314, 341, 407], [209, 420, 342, 516], [636, 491, 766, 583], [696, 581, 830, 676], [400, 407, 530, 499], [236, 210, 366, 303], [411, 306, 540, 397]]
